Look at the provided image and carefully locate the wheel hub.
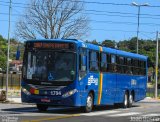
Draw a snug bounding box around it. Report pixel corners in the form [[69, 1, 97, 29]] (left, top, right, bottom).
[[87, 96, 92, 108]]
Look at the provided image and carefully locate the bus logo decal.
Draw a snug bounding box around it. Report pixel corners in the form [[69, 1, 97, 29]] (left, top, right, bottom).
[[88, 75, 98, 85]]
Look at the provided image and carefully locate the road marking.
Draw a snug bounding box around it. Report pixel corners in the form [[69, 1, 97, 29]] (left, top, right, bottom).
[[81, 110, 119, 116], [1, 113, 67, 117], [19, 107, 67, 112], [108, 112, 140, 117], [143, 114, 160, 117], [22, 114, 80, 122]]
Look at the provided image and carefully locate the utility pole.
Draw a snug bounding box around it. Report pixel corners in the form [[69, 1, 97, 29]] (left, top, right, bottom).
[[136, 6, 140, 54], [6, 0, 12, 100], [155, 31, 159, 99]]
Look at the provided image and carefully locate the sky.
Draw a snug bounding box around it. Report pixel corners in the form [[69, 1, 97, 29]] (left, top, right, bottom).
[[0, 0, 160, 42]]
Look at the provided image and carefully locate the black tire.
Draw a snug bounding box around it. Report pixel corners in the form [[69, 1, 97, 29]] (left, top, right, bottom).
[[37, 104, 48, 112], [114, 103, 121, 108], [128, 93, 133, 108], [84, 93, 94, 113], [121, 92, 128, 108]]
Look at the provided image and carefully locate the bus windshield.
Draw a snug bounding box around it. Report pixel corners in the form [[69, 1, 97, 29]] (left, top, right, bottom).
[[23, 50, 76, 82]]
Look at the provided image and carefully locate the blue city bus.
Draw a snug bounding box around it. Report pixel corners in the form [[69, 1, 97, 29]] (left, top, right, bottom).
[[21, 39, 148, 112]]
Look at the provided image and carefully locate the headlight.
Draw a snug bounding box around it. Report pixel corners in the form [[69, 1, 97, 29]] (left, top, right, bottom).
[[22, 87, 31, 95], [62, 89, 77, 98]]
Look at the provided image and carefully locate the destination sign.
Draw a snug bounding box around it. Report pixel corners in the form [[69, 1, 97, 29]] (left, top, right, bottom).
[[26, 42, 75, 50]]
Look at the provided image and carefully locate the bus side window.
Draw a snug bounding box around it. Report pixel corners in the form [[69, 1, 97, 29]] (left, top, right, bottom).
[[107, 54, 111, 72], [111, 54, 116, 73], [132, 59, 136, 75], [100, 53, 107, 72], [140, 61, 146, 76], [79, 48, 87, 80], [79, 55, 87, 71], [89, 51, 99, 71], [127, 58, 132, 74]]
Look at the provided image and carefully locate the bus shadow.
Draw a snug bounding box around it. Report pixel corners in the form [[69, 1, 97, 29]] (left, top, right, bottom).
[[1, 104, 141, 115]]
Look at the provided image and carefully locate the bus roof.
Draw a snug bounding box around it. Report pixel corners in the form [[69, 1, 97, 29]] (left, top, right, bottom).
[[26, 39, 148, 61], [27, 39, 80, 44], [87, 43, 147, 61]]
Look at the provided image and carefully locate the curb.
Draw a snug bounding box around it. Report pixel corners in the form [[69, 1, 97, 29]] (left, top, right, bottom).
[[140, 98, 160, 103], [0, 98, 22, 104], [8, 98, 22, 104]]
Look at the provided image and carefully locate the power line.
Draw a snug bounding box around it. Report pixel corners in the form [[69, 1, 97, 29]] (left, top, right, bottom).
[[0, 0, 158, 39], [2, 12, 160, 27], [1, 0, 160, 8], [0, 0, 132, 7], [1, 11, 160, 27], [11, 6, 160, 20], [0, 2, 137, 15], [2, 2, 160, 18], [140, 32, 155, 40], [92, 29, 155, 34], [64, 0, 160, 8], [0, 18, 155, 34]]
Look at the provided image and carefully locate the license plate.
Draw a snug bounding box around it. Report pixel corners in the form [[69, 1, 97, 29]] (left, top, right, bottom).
[[41, 98, 51, 102]]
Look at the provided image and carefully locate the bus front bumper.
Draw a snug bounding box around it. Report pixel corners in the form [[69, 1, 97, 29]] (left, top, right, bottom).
[[21, 90, 82, 107]]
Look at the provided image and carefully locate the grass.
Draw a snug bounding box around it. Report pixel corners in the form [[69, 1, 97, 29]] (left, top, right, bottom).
[[146, 92, 160, 99]]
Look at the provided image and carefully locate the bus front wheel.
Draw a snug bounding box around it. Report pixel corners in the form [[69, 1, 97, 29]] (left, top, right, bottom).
[[84, 93, 94, 113], [37, 104, 48, 112]]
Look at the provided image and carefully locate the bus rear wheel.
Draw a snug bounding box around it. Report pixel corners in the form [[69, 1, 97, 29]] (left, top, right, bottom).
[[122, 92, 128, 108], [37, 104, 48, 112], [128, 93, 133, 108], [84, 93, 93, 113]]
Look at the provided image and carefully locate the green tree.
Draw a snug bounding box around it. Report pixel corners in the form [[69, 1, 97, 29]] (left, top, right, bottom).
[[102, 40, 116, 48], [0, 35, 24, 70], [0, 35, 7, 69]]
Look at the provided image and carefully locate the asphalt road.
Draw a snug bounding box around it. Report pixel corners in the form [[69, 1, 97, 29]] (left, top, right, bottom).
[[0, 101, 160, 122]]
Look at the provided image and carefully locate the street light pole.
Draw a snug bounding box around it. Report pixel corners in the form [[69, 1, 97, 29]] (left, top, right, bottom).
[[6, 0, 12, 100], [155, 31, 159, 99], [132, 2, 149, 54]]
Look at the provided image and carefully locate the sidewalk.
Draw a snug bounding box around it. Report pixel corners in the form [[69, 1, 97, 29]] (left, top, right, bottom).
[[7, 89, 21, 104], [8, 97, 21, 103], [140, 97, 160, 103]]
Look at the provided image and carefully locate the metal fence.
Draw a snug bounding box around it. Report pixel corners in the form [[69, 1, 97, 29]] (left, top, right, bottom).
[[146, 88, 160, 98], [0, 73, 21, 90], [0, 74, 159, 98]]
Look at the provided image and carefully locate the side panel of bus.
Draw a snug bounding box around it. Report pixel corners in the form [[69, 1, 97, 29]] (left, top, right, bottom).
[[101, 73, 117, 105], [115, 74, 131, 103]]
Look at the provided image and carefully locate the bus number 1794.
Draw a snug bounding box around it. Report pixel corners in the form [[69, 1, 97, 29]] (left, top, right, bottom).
[[50, 91, 61, 96]]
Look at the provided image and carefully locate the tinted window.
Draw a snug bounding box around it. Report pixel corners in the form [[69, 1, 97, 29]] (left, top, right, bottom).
[[107, 54, 116, 73], [100, 53, 107, 72], [89, 51, 99, 71], [79, 48, 87, 71]]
